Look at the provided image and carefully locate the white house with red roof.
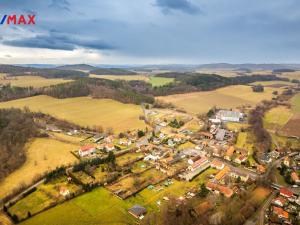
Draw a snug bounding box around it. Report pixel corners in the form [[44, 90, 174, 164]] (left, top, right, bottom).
[[78, 145, 96, 157], [280, 187, 293, 199], [272, 197, 287, 207]]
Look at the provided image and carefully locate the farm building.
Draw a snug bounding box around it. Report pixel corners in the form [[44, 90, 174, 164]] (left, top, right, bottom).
[[215, 129, 226, 141], [216, 110, 243, 122], [78, 145, 96, 157]]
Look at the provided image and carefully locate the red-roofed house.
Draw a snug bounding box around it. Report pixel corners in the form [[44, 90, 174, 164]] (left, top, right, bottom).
[[210, 159, 224, 170], [188, 156, 208, 171], [105, 143, 115, 152], [273, 206, 289, 220], [224, 146, 235, 161], [206, 181, 233, 198], [272, 197, 287, 207], [78, 146, 96, 157], [280, 188, 293, 199], [234, 154, 247, 164]]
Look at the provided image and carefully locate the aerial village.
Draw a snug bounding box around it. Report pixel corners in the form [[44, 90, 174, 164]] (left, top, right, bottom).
[[2, 104, 300, 224]]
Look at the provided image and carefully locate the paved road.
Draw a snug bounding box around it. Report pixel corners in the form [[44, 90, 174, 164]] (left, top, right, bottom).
[[212, 156, 259, 180]]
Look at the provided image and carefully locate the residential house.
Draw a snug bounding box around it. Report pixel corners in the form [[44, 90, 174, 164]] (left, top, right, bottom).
[[224, 146, 235, 161], [273, 206, 289, 220], [93, 134, 104, 143], [272, 197, 287, 207], [234, 154, 247, 164], [188, 156, 209, 172], [128, 205, 147, 219], [230, 171, 249, 182], [144, 154, 160, 161], [216, 110, 243, 122], [211, 147, 223, 157], [210, 159, 225, 170], [206, 182, 233, 198], [119, 138, 132, 146], [168, 139, 175, 147], [279, 188, 293, 199], [105, 135, 114, 143], [198, 131, 213, 139], [78, 145, 96, 157], [291, 172, 300, 184], [136, 137, 149, 148], [215, 166, 230, 181], [283, 157, 291, 167], [257, 165, 266, 174], [59, 187, 70, 197], [105, 143, 115, 152]]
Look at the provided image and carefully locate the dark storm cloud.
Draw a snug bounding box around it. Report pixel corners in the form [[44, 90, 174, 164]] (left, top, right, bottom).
[[1, 0, 300, 63], [155, 0, 200, 14], [3, 32, 115, 51]]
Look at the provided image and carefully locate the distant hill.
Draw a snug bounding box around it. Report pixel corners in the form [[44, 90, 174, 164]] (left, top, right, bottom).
[[90, 68, 137, 75], [55, 64, 98, 72], [0, 64, 87, 78], [273, 68, 296, 73]]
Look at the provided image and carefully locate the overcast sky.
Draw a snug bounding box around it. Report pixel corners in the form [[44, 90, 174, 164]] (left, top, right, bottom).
[[0, 0, 299, 64]]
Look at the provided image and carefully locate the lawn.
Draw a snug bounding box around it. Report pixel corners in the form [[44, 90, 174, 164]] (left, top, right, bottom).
[[177, 141, 196, 151], [156, 85, 281, 114], [116, 152, 144, 167], [0, 138, 79, 198], [235, 131, 253, 151], [20, 188, 136, 225], [0, 95, 146, 133], [125, 168, 217, 212], [9, 189, 56, 220], [149, 76, 174, 87], [131, 161, 151, 173], [108, 169, 167, 199], [8, 176, 81, 221], [263, 106, 293, 130], [0, 75, 72, 88]]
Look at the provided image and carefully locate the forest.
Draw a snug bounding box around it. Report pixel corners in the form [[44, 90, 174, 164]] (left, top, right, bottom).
[[0, 108, 39, 181]]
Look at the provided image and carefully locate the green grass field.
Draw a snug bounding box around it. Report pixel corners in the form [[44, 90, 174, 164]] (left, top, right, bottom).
[[149, 77, 174, 87], [0, 76, 72, 88], [291, 93, 300, 113], [20, 188, 136, 225], [157, 85, 282, 114], [263, 106, 293, 130], [0, 95, 146, 133]]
